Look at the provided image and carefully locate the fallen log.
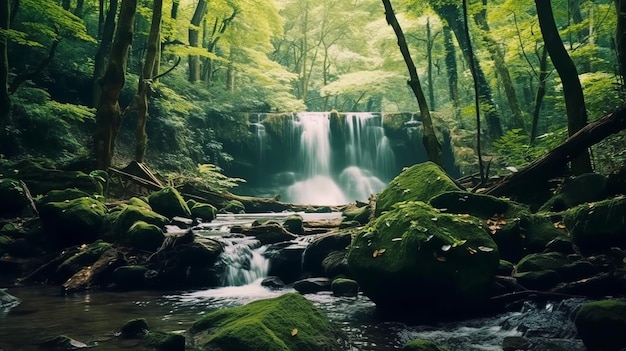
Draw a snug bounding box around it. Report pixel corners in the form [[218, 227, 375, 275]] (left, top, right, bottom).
[[486, 105, 626, 197]]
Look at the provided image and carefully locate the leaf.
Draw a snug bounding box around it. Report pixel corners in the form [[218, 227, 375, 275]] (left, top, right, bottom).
[[391, 237, 402, 242], [373, 249, 386, 257], [554, 222, 567, 229], [291, 328, 298, 336], [425, 234, 434, 242], [441, 245, 451, 252], [466, 247, 477, 255], [431, 217, 438, 222], [436, 256, 446, 262], [478, 246, 494, 252]]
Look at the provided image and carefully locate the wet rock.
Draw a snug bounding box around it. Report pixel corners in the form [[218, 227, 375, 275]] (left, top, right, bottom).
[[39, 196, 108, 247], [148, 187, 191, 219], [376, 162, 461, 216], [402, 338, 448, 351], [265, 242, 305, 283], [563, 196, 626, 253], [40, 335, 88, 350], [516, 252, 570, 273], [126, 221, 165, 252], [0, 288, 20, 308], [331, 278, 358, 297], [283, 214, 304, 235], [342, 204, 371, 225], [347, 201, 499, 318], [220, 200, 245, 214], [502, 336, 530, 351], [575, 299, 626, 351], [188, 292, 343, 351], [293, 277, 331, 294], [112, 265, 150, 290], [242, 222, 297, 245], [321, 250, 349, 278], [120, 318, 149, 338], [513, 270, 561, 291], [302, 231, 352, 277], [498, 259, 515, 276], [190, 203, 217, 222], [261, 276, 285, 290], [144, 331, 185, 351]]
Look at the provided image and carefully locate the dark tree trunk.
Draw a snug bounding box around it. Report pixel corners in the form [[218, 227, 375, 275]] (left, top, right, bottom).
[[615, 0, 626, 91], [382, 0, 443, 167], [442, 25, 459, 112], [93, 0, 119, 107], [0, 0, 10, 131], [93, 0, 137, 170], [433, 3, 503, 139], [426, 17, 436, 109], [98, 0, 105, 38], [74, 0, 84, 17], [62, 0, 71, 11], [535, 0, 592, 174], [531, 46, 549, 143], [188, 0, 207, 82]]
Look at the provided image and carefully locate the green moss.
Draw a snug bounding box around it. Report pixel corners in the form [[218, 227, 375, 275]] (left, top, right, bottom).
[[539, 173, 607, 212], [513, 270, 561, 290], [376, 162, 461, 216], [283, 214, 304, 234], [144, 331, 185, 351], [403, 338, 448, 351], [191, 203, 217, 221], [148, 187, 191, 219], [347, 201, 499, 315], [38, 189, 92, 205], [221, 200, 245, 214], [342, 205, 371, 225], [516, 252, 569, 273], [331, 278, 359, 297], [498, 260, 515, 276], [575, 300, 626, 351], [563, 197, 626, 253], [430, 191, 530, 219], [111, 205, 168, 239], [39, 197, 108, 246], [126, 221, 165, 252], [128, 197, 151, 210], [189, 293, 342, 351]]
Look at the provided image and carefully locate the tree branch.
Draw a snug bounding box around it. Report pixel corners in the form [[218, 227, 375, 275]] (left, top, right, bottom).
[[9, 35, 60, 94]]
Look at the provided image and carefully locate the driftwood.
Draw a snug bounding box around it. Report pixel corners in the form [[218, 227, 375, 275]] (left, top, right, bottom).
[[486, 105, 626, 197]]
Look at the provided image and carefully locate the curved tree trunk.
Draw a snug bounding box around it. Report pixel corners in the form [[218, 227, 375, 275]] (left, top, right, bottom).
[[535, 0, 592, 174], [93, 0, 137, 170], [382, 0, 442, 167]]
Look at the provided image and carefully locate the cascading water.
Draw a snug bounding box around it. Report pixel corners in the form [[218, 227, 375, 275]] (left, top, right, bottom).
[[217, 236, 269, 286]]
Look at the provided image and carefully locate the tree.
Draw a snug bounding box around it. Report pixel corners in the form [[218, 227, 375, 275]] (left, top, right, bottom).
[[93, 0, 118, 107], [93, 0, 137, 169], [0, 0, 9, 131], [382, 0, 443, 166], [189, 0, 207, 82], [616, 0, 626, 90], [535, 0, 592, 174]]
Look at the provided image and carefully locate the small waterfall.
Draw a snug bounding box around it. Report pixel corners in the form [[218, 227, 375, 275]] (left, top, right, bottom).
[[218, 237, 269, 286]]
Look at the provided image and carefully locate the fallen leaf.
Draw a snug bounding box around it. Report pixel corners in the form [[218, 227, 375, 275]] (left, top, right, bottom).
[[291, 328, 298, 336], [555, 222, 567, 229], [467, 247, 477, 255], [425, 234, 434, 242], [436, 256, 446, 262], [441, 245, 451, 252], [431, 217, 438, 222], [391, 237, 402, 242], [460, 213, 470, 217], [478, 246, 494, 252]]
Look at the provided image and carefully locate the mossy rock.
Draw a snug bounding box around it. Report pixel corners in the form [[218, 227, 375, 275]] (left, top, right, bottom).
[[120, 318, 149, 338], [302, 231, 353, 276], [186, 199, 199, 209], [403, 338, 448, 351], [522, 214, 570, 254], [498, 259, 515, 276], [112, 265, 150, 290], [515, 252, 570, 273], [188, 292, 342, 351], [144, 331, 185, 351], [40, 335, 88, 350], [111, 205, 168, 239], [0, 222, 21, 236], [430, 191, 530, 219], [563, 197, 626, 253], [331, 278, 359, 297], [283, 214, 304, 234], [0, 178, 28, 218], [39, 197, 108, 246], [37, 189, 94, 205], [126, 221, 165, 252], [191, 203, 217, 222], [148, 187, 191, 219], [347, 201, 499, 317], [513, 270, 561, 291], [539, 173, 608, 212], [221, 199, 245, 214], [342, 204, 371, 225], [15, 161, 102, 196], [0, 235, 13, 255], [322, 250, 349, 278], [575, 299, 626, 351], [375, 162, 461, 216], [128, 197, 151, 210]]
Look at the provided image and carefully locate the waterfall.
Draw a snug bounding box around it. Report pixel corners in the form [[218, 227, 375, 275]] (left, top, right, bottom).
[[218, 236, 269, 286]]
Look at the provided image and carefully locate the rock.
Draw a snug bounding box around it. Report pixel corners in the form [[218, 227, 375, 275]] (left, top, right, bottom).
[[283, 214, 304, 234], [148, 187, 191, 219], [242, 222, 297, 245], [302, 231, 352, 276], [293, 277, 332, 294], [220, 200, 245, 214], [0, 178, 28, 218], [265, 242, 306, 283], [54, 240, 112, 283], [37, 189, 94, 205], [171, 216, 194, 228], [544, 237, 576, 255], [563, 197, 626, 253], [128, 197, 151, 210], [120, 318, 149, 338], [112, 265, 150, 290], [40, 335, 88, 350], [539, 173, 608, 212], [144, 331, 185, 351], [402, 338, 448, 351], [513, 270, 561, 291], [111, 205, 168, 238], [375, 162, 461, 216], [0, 288, 20, 308], [188, 292, 343, 351], [261, 276, 285, 289], [15, 161, 102, 196], [331, 278, 359, 297], [498, 260, 515, 276], [516, 252, 570, 273], [190, 203, 217, 222], [342, 204, 371, 225], [502, 336, 530, 351], [39, 197, 108, 247], [347, 201, 499, 317], [321, 250, 349, 278], [126, 221, 165, 252], [575, 299, 626, 351]]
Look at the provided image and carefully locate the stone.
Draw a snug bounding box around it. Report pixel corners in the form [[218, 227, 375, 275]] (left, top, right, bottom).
[[502, 336, 530, 351], [144, 331, 185, 351], [498, 259, 515, 276], [126, 221, 165, 252], [0, 288, 20, 308], [539, 173, 608, 212], [112, 265, 149, 290], [40, 335, 88, 350], [37, 189, 93, 205], [283, 214, 304, 234], [111, 205, 168, 239], [293, 277, 332, 294], [342, 204, 371, 225], [575, 299, 626, 351], [190, 203, 217, 222], [321, 250, 349, 278], [261, 276, 286, 290], [120, 318, 149, 338], [331, 278, 359, 297], [513, 270, 561, 291], [220, 200, 245, 214], [265, 242, 306, 283], [0, 178, 28, 218], [148, 187, 191, 219], [242, 222, 297, 245], [302, 231, 353, 276], [375, 162, 461, 216], [402, 338, 448, 351], [128, 197, 151, 210], [188, 292, 343, 351], [516, 252, 570, 273], [563, 197, 626, 253], [347, 201, 499, 317], [39, 196, 108, 247]]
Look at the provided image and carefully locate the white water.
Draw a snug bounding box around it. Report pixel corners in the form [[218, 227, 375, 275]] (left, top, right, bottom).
[[218, 236, 269, 286]]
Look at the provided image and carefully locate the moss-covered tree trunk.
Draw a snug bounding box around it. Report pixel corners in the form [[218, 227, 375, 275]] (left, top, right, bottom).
[[535, 0, 592, 174], [382, 0, 442, 167], [188, 0, 207, 82], [442, 25, 459, 114], [93, 0, 137, 170], [133, 0, 162, 163], [0, 0, 9, 132], [93, 0, 119, 107]]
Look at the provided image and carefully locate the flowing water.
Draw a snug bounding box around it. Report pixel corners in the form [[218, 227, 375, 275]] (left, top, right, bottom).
[[0, 213, 587, 351]]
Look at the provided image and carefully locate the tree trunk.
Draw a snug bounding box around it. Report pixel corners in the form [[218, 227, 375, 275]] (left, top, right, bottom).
[[531, 46, 549, 143], [93, 0, 119, 107], [426, 16, 436, 109], [93, 0, 137, 170], [74, 0, 84, 17], [97, 0, 105, 38], [615, 0, 626, 90], [0, 0, 10, 131], [134, 0, 162, 163], [473, 0, 526, 131], [188, 0, 207, 82], [433, 3, 503, 139], [442, 25, 459, 113], [535, 0, 592, 174], [382, 0, 443, 167], [62, 0, 71, 11]]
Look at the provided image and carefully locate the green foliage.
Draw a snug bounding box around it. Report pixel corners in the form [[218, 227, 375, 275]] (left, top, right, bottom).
[[166, 163, 245, 192], [492, 129, 565, 172]]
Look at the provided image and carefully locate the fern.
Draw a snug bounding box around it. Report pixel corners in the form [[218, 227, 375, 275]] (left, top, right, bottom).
[[166, 163, 245, 192]]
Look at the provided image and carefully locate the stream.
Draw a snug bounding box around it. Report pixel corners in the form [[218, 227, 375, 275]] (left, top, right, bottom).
[[0, 213, 588, 351]]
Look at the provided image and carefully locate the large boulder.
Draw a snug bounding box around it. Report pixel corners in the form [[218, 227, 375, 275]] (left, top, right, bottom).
[[111, 205, 168, 239], [539, 173, 608, 212], [188, 293, 343, 351], [148, 187, 191, 219], [126, 221, 165, 252], [302, 231, 353, 277], [375, 162, 461, 216], [575, 299, 626, 351], [563, 196, 626, 253], [347, 201, 499, 317], [190, 202, 217, 222], [39, 196, 108, 247]]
